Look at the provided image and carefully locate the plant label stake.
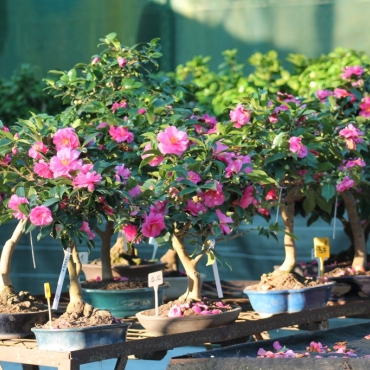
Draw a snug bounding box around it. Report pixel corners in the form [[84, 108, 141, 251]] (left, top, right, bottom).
[[313, 237, 330, 277], [52, 247, 71, 310], [44, 282, 53, 329], [148, 270, 163, 317], [209, 239, 223, 299], [78, 252, 88, 264], [149, 237, 159, 260]]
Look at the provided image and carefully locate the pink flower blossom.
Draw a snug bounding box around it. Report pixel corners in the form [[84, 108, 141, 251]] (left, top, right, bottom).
[[339, 123, 364, 150], [157, 126, 189, 156], [53, 128, 80, 151], [115, 164, 131, 181], [187, 171, 202, 184], [138, 108, 146, 114], [0, 154, 12, 166], [97, 122, 109, 129], [212, 142, 234, 163], [34, 160, 53, 179], [316, 89, 334, 101], [141, 212, 166, 237], [229, 104, 250, 128], [266, 189, 278, 201], [111, 101, 127, 113], [289, 136, 308, 158], [184, 200, 207, 216], [216, 210, 233, 234], [273, 341, 282, 351], [225, 159, 243, 178], [29, 205, 53, 226], [334, 88, 356, 102], [340, 65, 364, 80], [80, 221, 95, 240], [117, 57, 127, 67], [238, 185, 257, 209], [8, 194, 29, 220], [50, 149, 83, 178], [199, 181, 225, 207], [345, 158, 366, 168], [109, 126, 134, 143], [142, 143, 164, 166], [91, 57, 100, 64], [258, 207, 270, 217], [128, 184, 141, 197], [336, 176, 355, 192], [168, 304, 183, 317], [359, 96, 370, 118], [72, 171, 102, 191], [28, 141, 49, 159], [122, 224, 138, 242]]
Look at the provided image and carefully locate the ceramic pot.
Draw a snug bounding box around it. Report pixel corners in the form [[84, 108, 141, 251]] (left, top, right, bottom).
[[0, 310, 48, 339], [81, 261, 167, 280], [243, 282, 335, 317], [163, 273, 206, 301], [136, 306, 241, 336], [31, 322, 131, 352], [82, 283, 169, 318]]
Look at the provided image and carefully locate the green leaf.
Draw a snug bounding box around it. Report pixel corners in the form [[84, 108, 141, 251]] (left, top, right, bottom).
[[321, 183, 336, 202], [303, 189, 316, 215], [179, 187, 197, 196]]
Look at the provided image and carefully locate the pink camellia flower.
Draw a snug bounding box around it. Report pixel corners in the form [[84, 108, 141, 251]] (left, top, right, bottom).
[[91, 57, 100, 64], [2, 126, 9, 132], [34, 160, 53, 179], [266, 189, 278, 201], [29, 205, 53, 226], [111, 101, 127, 113], [336, 176, 355, 192], [12, 147, 18, 155], [80, 164, 94, 174], [184, 200, 207, 216], [117, 57, 127, 67], [340, 65, 364, 80], [128, 184, 141, 198], [359, 96, 370, 118], [0, 154, 12, 167], [168, 304, 183, 317], [345, 158, 366, 168], [72, 171, 102, 192], [216, 210, 233, 234], [80, 221, 96, 240], [97, 122, 109, 129], [199, 181, 225, 208], [109, 125, 134, 143], [203, 113, 218, 128], [187, 171, 202, 184], [122, 224, 138, 242], [213, 141, 234, 163], [225, 159, 243, 178], [141, 212, 165, 237], [339, 123, 364, 150], [333, 88, 356, 102], [289, 136, 308, 158], [150, 200, 168, 215], [316, 89, 334, 102], [115, 164, 131, 181], [28, 141, 49, 159], [8, 194, 29, 220], [50, 148, 83, 178], [141, 143, 164, 167], [53, 128, 80, 151], [157, 126, 189, 156], [258, 207, 270, 217], [229, 104, 250, 128], [138, 108, 146, 114], [238, 185, 257, 209]]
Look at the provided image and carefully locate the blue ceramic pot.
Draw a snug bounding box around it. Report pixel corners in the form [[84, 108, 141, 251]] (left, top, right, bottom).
[[243, 282, 335, 316], [32, 322, 131, 352], [82, 283, 169, 318]]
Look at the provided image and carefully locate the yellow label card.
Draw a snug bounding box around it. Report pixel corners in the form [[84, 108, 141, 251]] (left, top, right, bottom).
[[44, 282, 51, 299], [313, 237, 330, 258]]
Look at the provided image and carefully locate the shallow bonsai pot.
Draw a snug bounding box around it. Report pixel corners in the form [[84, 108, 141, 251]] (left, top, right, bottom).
[[81, 261, 167, 280], [163, 273, 206, 301], [327, 275, 370, 301], [82, 283, 169, 318], [31, 322, 131, 352], [243, 282, 335, 317], [0, 310, 48, 339], [136, 306, 241, 336]]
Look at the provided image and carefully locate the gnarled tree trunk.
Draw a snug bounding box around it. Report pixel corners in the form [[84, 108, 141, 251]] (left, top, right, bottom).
[[95, 221, 114, 280], [0, 220, 26, 298]]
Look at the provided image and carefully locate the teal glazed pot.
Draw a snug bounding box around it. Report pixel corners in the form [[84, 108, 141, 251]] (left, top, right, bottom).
[[32, 322, 131, 352], [82, 283, 169, 318], [243, 282, 335, 317]]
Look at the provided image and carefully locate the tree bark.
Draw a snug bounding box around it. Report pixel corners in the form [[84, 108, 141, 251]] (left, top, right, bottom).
[[66, 243, 84, 313], [171, 234, 201, 302], [0, 220, 26, 296], [100, 221, 114, 280], [341, 190, 367, 268], [279, 191, 296, 272]]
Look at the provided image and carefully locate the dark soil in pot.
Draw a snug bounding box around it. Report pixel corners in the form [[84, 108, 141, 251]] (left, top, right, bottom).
[[0, 291, 45, 314], [81, 278, 149, 290]]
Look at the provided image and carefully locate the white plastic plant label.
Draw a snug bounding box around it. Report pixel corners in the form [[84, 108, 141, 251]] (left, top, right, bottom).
[[148, 270, 163, 317], [52, 247, 71, 310], [78, 252, 88, 264]]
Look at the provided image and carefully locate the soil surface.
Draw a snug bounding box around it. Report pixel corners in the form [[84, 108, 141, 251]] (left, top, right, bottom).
[[37, 305, 118, 329], [0, 291, 45, 314], [81, 279, 148, 290], [324, 267, 370, 277], [141, 299, 234, 317], [247, 270, 328, 291]]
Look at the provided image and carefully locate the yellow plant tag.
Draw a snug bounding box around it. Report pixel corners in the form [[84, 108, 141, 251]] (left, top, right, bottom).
[[44, 282, 51, 299], [313, 237, 330, 259]]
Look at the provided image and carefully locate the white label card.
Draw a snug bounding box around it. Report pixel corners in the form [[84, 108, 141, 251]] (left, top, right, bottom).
[[148, 270, 163, 287], [78, 252, 88, 264]]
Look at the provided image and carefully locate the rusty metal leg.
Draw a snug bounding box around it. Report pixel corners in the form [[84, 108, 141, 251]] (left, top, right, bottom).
[[114, 356, 128, 370], [22, 366, 39, 370]]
